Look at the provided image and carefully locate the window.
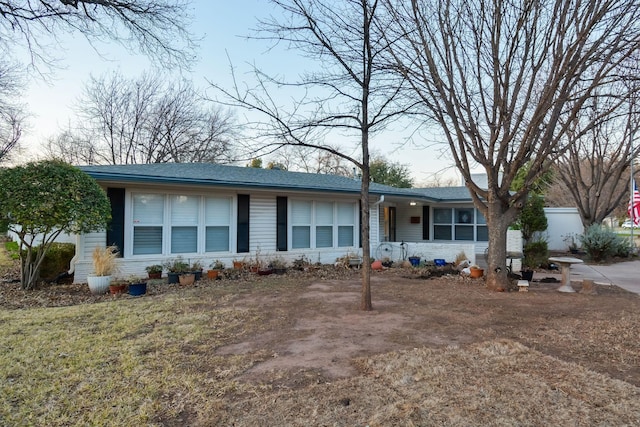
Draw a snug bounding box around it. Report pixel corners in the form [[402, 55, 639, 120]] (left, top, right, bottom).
[[290, 200, 356, 249], [130, 192, 232, 256], [132, 194, 164, 255], [205, 197, 231, 252], [455, 208, 474, 241], [337, 202, 355, 247], [291, 200, 312, 249], [315, 202, 333, 248], [433, 207, 452, 240], [171, 195, 198, 253], [432, 207, 487, 242], [476, 209, 488, 241]]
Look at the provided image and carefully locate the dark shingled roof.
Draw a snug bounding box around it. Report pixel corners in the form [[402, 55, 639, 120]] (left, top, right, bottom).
[[80, 163, 473, 202]]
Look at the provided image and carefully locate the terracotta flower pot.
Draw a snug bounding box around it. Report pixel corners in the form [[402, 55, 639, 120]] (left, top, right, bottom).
[[469, 268, 484, 278], [179, 273, 195, 286], [109, 283, 127, 295], [207, 269, 220, 279]]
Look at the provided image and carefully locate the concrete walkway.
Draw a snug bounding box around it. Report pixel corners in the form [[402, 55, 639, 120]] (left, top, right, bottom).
[[533, 260, 640, 295]]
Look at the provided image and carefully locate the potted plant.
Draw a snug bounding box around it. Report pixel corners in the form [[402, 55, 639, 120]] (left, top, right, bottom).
[[232, 258, 246, 270], [408, 254, 421, 267], [127, 275, 147, 296], [179, 272, 195, 286], [145, 264, 163, 279], [87, 245, 118, 295], [469, 265, 484, 278], [190, 260, 204, 281], [109, 279, 127, 295], [207, 260, 225, 279], [163, 257, 189, 284]]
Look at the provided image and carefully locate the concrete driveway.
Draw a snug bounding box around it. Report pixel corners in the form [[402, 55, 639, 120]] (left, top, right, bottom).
[[534, 260, 640, 295]]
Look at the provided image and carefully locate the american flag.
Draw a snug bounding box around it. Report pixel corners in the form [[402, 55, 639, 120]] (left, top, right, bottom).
[[629, 180, 640, 225]]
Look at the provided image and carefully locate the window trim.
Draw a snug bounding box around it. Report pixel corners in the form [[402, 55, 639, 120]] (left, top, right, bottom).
[[431, 206, 488, 242], [125, 189, 236, 258], [288, 199, 358, 250]]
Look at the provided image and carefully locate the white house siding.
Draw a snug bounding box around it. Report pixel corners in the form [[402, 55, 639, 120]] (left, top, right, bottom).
[[395, 204, 425, 242], [506, 229, 523, 272], [72, 189, 365, 283], [368, 202, 380, 254], [543, 207, 583, 251]]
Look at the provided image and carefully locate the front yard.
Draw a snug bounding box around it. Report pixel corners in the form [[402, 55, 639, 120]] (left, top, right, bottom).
[[1, 265, 639, 426]]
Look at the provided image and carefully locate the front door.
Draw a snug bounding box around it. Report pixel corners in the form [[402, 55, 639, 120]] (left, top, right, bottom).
[[384, 206, 396, 242]]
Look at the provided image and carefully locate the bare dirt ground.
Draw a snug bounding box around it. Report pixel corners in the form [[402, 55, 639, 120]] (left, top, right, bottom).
[[4, 264, 638, 393], [214, 270, 640, 392]]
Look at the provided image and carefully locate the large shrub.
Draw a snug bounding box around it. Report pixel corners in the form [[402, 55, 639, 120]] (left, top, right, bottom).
[[0, 160, 111, 289], [512, 194, 548, 243], [523, 237, 549, 269], [580, 224, 632, 262]]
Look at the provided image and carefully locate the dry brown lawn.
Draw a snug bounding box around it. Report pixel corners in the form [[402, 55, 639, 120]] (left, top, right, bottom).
[[1, 265, 639, 426]]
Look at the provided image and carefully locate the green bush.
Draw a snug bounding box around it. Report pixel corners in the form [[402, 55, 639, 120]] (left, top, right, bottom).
[[580, 224, 631, 262], [38, 243, 76, 280], [523, 237, 548, 269]]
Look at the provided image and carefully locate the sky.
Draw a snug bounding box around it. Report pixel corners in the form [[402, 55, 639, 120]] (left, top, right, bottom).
[[18, 0, 460, 185]]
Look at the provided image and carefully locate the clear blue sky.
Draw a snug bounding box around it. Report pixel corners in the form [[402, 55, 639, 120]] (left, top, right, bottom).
[[20, 0, 458, 185]]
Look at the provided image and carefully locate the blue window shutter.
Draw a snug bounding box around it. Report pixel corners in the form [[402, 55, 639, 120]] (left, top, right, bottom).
[[276, 196, 288, 251], [107, 188, 125, 253], [237, 194, 250, 253]]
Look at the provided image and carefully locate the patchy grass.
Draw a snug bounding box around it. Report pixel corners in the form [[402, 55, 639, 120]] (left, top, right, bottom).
[[0, 242, 20, 263], [0, 291, 272, 426], [1, 241, 18, 264]]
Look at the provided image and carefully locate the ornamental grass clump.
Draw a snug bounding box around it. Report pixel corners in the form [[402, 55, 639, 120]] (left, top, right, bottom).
[[92, 245, 118, 276]]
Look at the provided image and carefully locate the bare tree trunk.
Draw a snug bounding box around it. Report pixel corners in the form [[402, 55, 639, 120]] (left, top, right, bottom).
[[360, 134, 372, 311], [485, 206, 510, 291]]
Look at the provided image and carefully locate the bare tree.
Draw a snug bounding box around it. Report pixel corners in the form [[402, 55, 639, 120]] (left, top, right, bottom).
[[552, 89, 640, 227], [44, 127, 97, 165], [212, 0, 412, 310], [0, 62, 26, 163], [0, 0, 195, 70], [47, 72, 236, 165], [417, 172, 459, 188], [385, 0, 640, 290], [555, 93, 640, 229], [269, 145, 354, 176]]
